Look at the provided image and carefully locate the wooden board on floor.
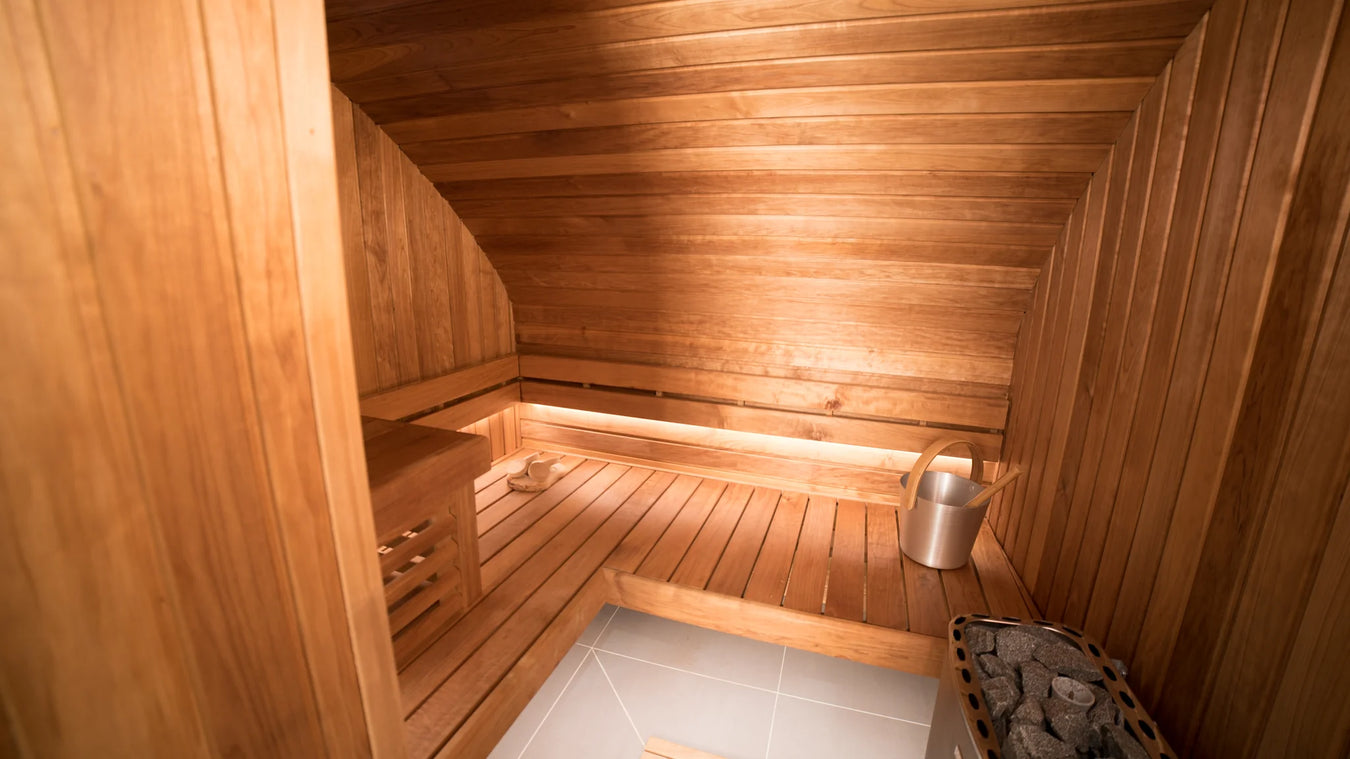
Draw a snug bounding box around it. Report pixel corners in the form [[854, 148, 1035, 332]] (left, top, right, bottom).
[[642, 737, 728, 759]]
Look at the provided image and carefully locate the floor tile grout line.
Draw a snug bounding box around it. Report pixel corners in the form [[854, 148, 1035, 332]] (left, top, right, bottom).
[[511, 605, 618, 758], [592, 614, 936, 724], [593, 651, 646, 746], [774, 645, 787, 694], [764, 646, 788, 759], [775, 692, 932, 727], [513, 648, 593, 759], [590, 647, 781, 695], [588, 604, 620, 647], [516, 608, 934, 757]]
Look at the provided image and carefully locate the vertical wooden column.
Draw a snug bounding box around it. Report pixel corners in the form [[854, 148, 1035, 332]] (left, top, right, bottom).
[[451, 484, 485, 606], [0, 0, 403, 756]]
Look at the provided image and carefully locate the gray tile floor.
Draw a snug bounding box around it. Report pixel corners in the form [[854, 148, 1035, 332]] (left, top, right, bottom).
[[489, 606, 938, 759]]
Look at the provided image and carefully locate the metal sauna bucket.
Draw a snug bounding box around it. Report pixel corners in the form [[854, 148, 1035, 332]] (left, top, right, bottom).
[[899, 439, 1020, 570]]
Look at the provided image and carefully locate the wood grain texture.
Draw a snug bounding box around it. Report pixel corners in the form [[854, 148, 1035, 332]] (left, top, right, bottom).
[[413, 384, 521, 434], [434, 574, 609, 759], [518, 403, 1000, 505], [670, 483, 755, 589], [642, 737, 729, 759], [2, 0, 397, 756], [332, 88, 515, 397], [403, 114, 1127, 164], [705, 488, 782, 598], [442, 171, 1092, 202], [359, 355, 519, 420], [519, 382, 1004, 457], [823, 499, 867, 622], [420, 452, 1037, 759], [327, 0, 1205, 444], [519, 355, 1009, 429], [331, 1, 1208, 84], [861, 504, 905, 631], [405, 467, 669, 754], [781, 496, 836, 614], [357, 44, 1176, 118], [742, 492, 810, 605], [991, 0, 1350, 754], [608, 570, 945, 677]]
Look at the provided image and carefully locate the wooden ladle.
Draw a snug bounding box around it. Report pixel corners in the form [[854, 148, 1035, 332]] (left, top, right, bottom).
[[963, 467, 1023, 508]]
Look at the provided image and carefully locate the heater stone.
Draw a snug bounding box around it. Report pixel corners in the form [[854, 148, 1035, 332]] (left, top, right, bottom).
[[1033, 643, 1100, 682], [1100, 724, 1150, 759], [967, 623, 997, 655], [1011, 696, 1044, 726], [979, 653, 1017, 684], [983, 675, 1021, 720], [1023, 625, 1072, 646], [1005, 723, 1076, 759], [1088, 699, 1124, 730], [1044, 699, 1093, 752], [933, 621, 1168, 759], [1020, 660, 1054, 700], [995, 625, 1044, 665]]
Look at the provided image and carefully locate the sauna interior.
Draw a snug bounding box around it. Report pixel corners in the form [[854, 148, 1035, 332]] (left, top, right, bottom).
[[5, 0, 1350, 757]]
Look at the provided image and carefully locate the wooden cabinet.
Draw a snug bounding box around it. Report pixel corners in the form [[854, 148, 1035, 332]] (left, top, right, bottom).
[[363, 419, 490, 668]]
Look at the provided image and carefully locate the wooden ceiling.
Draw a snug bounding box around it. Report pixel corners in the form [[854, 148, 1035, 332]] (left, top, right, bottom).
[[327, 0, 1212, 449]]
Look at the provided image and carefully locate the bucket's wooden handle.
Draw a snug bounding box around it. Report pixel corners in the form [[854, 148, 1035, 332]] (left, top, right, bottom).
[[962, 467, 1023, 509], [901, 437, 985, 511]]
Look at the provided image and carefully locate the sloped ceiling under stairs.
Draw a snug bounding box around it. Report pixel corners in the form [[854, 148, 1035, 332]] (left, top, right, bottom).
[[327, 0, 1212, 455]]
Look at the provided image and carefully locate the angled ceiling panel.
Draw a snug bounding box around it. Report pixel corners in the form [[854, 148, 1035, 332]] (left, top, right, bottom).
[[328, 0, 1211, 447]]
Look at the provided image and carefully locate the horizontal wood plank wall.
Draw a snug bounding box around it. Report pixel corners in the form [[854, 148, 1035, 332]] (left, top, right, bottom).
[[989, 0, 1350, 755], [356, 355, 524, 461], [326, 0, 1215, 461], [518, 404, 995, 506], [331, 87, 514, 398], [2, 1, 401, 757]]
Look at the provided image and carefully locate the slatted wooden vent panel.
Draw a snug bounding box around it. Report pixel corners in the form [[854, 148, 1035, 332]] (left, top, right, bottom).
[[328, 0, 1212, 456], [379, 514, 465, 668], [363, 418, 492, 668]]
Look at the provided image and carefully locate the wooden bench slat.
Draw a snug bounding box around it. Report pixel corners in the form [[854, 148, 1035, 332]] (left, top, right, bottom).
[[863, 502, 908, 629], [669, 483, 755, 589], [405, 452, 1038, 759], [782, 496, 837, 613], [705, 488, 782, 598], [741, 492, 808, 606], [824, 499, 867, 622]]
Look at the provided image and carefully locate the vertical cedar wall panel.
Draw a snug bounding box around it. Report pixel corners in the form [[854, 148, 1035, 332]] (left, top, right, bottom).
[[463, 404, 523, 463], [990, 0, 1350, 756], [1, 0, 403, 758], [331, 86, 515, 398]]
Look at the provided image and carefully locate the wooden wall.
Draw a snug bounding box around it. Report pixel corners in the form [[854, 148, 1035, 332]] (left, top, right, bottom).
[[516, 402, 996, 506], [990, 0, 1350, 755], [325, 0, 1219, 462], [1, 0, 402, 757], [462, 406, 522, 463], [331, 87, 515, 398]]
